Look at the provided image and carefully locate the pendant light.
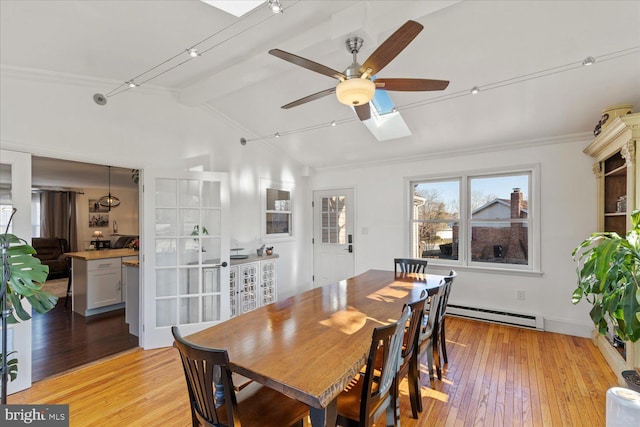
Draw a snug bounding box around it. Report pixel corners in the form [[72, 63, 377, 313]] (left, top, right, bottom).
[[98, 166, 120, 211]]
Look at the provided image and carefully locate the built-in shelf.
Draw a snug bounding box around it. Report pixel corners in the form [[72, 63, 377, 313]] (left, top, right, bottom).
[[584, 112, 639, 385], [605, 164, 627, 177]]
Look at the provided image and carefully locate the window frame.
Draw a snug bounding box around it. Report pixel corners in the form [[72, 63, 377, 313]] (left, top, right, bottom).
[[260, 178, 294, 242], [406, 164, 541, 275]]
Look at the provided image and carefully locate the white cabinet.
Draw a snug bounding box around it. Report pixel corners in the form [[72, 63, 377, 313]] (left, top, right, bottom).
[[72, 257, 123, 316], [68, 249, 139, 316], [229, 255, 278, 317], [87, 260, 123, 309], [260, 259, 277, 306]]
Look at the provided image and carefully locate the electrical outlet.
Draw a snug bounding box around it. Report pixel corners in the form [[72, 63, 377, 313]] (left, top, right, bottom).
[[517, 290, 525, 301]]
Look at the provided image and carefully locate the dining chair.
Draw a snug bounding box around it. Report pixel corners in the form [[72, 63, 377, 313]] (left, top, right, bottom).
[[397, 291, 428, 419], [394, 258, 428, 274], [437, 270, 457, 365], [336, 306, 411, 427], [418, 280, 446, 386], [171, 326, 308, 427]]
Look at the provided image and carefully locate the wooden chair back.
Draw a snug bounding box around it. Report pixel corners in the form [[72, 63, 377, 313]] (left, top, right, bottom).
[[357, 306, 411, 427], [394, 258, 428, 274], [398, 291, 428, 418], [172, 326, 240, 427]]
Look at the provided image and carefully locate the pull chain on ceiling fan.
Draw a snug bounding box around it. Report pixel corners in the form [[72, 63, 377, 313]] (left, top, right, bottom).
[[269, 20, 450, 122]]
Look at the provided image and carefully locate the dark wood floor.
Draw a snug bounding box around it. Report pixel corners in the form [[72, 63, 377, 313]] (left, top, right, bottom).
[[31, 298, 139, 382]]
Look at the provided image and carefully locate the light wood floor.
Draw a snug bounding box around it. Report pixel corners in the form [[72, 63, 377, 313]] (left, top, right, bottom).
[[10, 317, 617, 426]]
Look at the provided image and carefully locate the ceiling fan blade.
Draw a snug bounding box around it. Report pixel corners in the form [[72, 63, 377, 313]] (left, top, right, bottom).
[[360, 20, 424, 76], [281, 87, 336, 109], [269, 49, 346, 80], [354, 103, 371, 121], [375, 78, 449, 91]]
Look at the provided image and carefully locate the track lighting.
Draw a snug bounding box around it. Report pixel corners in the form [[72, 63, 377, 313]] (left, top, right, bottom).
[[126, 80, 138, 88], [268, 0, 284, 13], [470, 86, 480, 94], [582, 56, 595, 66], [187, 48, 200, 58]]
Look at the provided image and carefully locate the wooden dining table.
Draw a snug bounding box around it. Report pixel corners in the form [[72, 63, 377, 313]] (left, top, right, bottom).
[[186, 269, 446, 427]]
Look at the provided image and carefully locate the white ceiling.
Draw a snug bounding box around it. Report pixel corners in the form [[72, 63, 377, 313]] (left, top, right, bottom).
[[1, 0, 639, 173]]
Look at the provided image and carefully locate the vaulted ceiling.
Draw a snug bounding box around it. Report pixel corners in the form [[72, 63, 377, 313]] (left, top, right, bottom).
[[1, 1, 639, 171]]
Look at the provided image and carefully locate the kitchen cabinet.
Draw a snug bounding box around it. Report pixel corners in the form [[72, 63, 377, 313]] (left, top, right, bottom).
[[67, 249, 139, 316]]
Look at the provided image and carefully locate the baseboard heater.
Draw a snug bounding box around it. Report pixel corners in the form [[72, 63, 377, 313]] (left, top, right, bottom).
[[448, 304, 544, 330]]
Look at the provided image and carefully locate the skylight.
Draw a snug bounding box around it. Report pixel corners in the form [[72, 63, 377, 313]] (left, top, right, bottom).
[[200, 1, 264, 17], [361, 81, 412, 141]]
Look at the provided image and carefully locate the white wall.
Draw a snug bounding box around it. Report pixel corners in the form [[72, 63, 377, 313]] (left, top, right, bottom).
[[0, 69, 311, 300], [310, 138, 598, 337], [0, 70, 311, 391]]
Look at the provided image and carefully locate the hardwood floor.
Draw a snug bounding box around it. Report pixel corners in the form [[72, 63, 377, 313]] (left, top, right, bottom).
[[31, 299, 139, 382], [12, 317, 617, 426]]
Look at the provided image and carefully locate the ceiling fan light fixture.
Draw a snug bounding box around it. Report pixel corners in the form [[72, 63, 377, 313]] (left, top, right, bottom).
[[336, 78, 376, 106]]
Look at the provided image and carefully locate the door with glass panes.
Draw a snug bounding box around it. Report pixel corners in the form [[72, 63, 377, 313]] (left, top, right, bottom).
[[142, 169, 229, 349]]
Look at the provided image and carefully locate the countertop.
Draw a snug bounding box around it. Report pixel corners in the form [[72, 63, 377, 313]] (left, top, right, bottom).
[[66, 249, 139, 260], [230, 253, 279, 266], [123, 260, 140, 267]]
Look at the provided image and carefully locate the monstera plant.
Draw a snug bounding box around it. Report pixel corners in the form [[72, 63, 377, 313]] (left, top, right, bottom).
[[1, 208, 57, 399], [572, 209, 640, 389]]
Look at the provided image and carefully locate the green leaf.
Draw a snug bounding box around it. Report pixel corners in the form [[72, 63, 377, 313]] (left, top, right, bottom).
[[571, 288, 583, 304]]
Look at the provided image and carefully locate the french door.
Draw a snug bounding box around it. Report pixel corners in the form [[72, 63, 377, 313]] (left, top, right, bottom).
[[312, 188, 355, 287], [141, 169, 229, 349]]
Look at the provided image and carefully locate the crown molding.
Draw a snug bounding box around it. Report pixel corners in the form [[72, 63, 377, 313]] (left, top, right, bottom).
[[313, 132, 593, 172], [0, 64, 177, 97]]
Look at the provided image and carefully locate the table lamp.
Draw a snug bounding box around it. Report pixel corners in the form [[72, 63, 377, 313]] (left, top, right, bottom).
[[92, 230, 103, 241]]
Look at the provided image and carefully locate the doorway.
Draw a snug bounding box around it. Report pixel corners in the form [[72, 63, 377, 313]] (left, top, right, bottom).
[[30, 156, 140, 381], [312, 188, 355, 287]]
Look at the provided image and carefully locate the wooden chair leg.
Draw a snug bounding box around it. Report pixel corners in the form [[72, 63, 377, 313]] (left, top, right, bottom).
[[432, 330, 442, 380], [441, 317, 448, 364], [408, 352, 422, 417], [64, 271, 72, 308]]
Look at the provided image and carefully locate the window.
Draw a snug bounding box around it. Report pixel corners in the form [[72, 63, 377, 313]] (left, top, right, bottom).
[[409, 167, 538, 272], [261, 179, 293, 240]]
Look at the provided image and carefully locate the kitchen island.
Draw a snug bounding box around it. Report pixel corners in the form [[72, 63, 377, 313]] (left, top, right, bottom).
[[66, 249, 139, 316]]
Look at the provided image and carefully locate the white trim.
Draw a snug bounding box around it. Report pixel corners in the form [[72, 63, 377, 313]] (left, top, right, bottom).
[[406, 163, 541, 274], [315, 133, 591, 172], [260, 178, 294, 242]]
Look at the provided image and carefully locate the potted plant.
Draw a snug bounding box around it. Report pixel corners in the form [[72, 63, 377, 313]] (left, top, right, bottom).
[[1, 208, 57, 402], [571, 209, 640, 391]]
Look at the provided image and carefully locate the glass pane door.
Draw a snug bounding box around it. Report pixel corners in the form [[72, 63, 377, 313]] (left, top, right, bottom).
[[142, 169, 229, 349]]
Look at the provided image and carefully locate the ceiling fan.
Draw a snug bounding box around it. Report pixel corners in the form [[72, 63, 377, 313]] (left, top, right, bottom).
[[269, 20, 449, 121]]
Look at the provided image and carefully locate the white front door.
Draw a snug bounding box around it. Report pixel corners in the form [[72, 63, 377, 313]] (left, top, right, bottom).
[[141, 169, 229, 349], [312, 188, 355, 287]]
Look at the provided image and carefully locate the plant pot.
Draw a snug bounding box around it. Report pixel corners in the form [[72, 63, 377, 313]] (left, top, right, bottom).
[[622, 370, 640, 393]]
